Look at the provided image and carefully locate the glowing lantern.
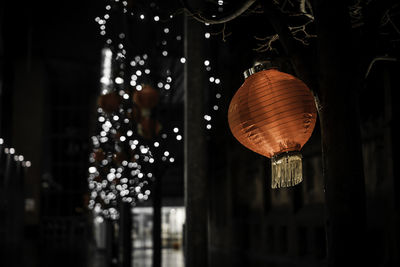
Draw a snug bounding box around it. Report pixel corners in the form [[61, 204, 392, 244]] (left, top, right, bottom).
[[228, 64, 317, 188], [133, 84, 159, 110], [97, 92, 121, 113]]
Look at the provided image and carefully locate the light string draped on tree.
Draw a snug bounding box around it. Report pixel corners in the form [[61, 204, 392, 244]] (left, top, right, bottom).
[[88, 0, 184, 219], [0, 137, 32, 168]]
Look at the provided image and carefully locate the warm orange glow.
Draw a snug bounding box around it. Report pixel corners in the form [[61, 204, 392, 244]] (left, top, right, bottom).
[[228, 69, 317, 158], [97, 92, 121, 113], [133, 84, 159, 109]]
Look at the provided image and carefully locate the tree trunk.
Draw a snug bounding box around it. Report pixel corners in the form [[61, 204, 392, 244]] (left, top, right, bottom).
[[184, 8, 209, 267], [313, 1, 367, 266]]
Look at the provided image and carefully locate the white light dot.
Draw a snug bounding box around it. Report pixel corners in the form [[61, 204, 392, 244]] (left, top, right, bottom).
[[9, 148, 15, 154], [18, 155, 24, 161], [127, 130, 133, 137], [157, 82, 163, 88], [154, 16, 160, 21], [120, 136, 126, 142], [89, 167, 97, 173], [173, 127, 179, 133], [145, 69, 150, 74], [98, 116, 105, 122], [180, 57, 186, 63], [115, 77, 124, 84], [169, 158, 175, 163], [26, 161, 31, 167], [113, 115, 119, 121], [213, 105, 219, 110], [136, 85, 143, 91], [216, 93, 221, 99], [136, 70, 142, 76], [176, 135, 182, 141], [140, 14, 145, 19], [215, 78, 221, 84], [154, 142, 159, 147], [206, 124, 212, 129], [149, 158, 155, 163], [106, 5, 111, 10], [164, 151, 169, 157], [209, 77, 215, 82], [123, 93, 129, 99], [204, 115, 212, 121], [176, 35, 182, 41], [164, 84, 170, 90], [0, 138, 3, 145], [162, 51, 168, 56], [204, 60, 210, 66], [164, 28, 169, 33], [205, 32, 211, 38]]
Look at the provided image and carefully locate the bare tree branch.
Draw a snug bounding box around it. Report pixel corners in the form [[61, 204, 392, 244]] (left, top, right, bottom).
[[180, 0, 258, 24], [254, 34, 280, 52]]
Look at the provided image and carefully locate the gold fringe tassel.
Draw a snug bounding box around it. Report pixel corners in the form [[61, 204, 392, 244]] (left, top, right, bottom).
[[271, 152, 303, 189]]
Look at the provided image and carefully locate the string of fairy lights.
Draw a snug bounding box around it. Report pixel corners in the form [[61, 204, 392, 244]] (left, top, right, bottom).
[[89, 0, 225, 219], [0, 137, 32, 168]]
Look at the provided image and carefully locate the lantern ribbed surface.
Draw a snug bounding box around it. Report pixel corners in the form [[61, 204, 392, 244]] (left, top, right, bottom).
[[228, 68, 317, 188]]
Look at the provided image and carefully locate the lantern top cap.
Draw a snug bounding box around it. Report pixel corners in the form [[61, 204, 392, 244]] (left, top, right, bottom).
[[243, 61, 278, 79]]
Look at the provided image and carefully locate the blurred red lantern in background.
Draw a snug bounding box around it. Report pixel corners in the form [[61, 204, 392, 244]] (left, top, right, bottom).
[[97, 92, 121, 113], [228, 64, 317, 188], [133, 84, 159, 110]]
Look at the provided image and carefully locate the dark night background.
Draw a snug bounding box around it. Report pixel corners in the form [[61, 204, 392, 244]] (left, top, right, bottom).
[[1, 0, 399, 267]]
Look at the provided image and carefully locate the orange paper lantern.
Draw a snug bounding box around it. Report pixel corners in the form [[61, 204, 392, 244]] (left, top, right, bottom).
[[97, 92, 121, 113], [228, 65, 317, 188], [133, 84, 159, 110]]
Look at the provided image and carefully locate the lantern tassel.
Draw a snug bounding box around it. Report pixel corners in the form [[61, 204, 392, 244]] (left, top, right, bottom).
[[271, 152, 303, 189]]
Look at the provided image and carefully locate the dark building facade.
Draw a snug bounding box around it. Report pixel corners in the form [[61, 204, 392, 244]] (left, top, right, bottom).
[[1, 1, 400, 267]]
